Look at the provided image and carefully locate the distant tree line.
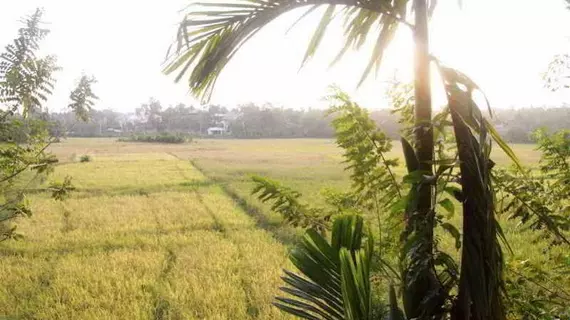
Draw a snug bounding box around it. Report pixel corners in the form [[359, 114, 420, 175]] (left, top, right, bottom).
[[43, 99, 570, 143]]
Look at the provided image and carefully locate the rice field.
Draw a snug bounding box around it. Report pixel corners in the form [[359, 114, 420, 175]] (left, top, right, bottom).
[[0, 138, 566, 319], [0, 139, 293, 319]]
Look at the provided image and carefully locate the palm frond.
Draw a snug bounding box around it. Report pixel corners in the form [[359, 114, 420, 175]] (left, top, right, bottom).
[[301, 4, 336, 68], [435, 60, 524, 172], [164, 0, 411, 102], [275, 214, 374, 319]]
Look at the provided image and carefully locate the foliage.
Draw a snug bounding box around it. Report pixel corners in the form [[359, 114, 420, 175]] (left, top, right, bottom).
[[79, 154, 92, 163], [250, 90, 402, 243], [250, 81, 557, 319], [274, 214, 373, 319], [0, 131, 60, 241], [449, 109, 505, 319], [245, 89, 412, 318], [166, 0, 568, 319], [494, 129, 570, 245], [544, 54, 569, 92], [68, 75, 98, 121], [533, 128, 570, 190], [0, 8, 58, 117], [505, 256, 570, 319], [326, 88, 401, 212], [325, 88, 403, 261], [0, 114, 52, 143], [493, 107, 570, 143], [387, 80, 414, 144], [0, 9, 91, 241], [48, 176, 75, 200], [164, 0, 409, 102], [543, 3, 569, 93], [117, 133, 190, 144], [251, 175, 329, 233], [136, 98, 164, 132], [0, 9, 61, 241], [49, 102, 570, 142]]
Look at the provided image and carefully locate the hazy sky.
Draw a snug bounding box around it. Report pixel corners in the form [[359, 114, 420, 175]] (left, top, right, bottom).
[[1, 0, 569, 112]]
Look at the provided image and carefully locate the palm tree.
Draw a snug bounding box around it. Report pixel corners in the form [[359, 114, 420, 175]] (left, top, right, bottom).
[[164, 1, 518, 319]]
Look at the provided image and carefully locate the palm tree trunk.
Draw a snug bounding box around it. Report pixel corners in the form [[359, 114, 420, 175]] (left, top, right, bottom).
[[413, 0, 433, 228], [402, 0, 441, 318]]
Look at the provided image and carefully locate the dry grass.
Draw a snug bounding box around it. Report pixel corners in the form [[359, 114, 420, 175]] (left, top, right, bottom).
[[0, 139, 293, 319]]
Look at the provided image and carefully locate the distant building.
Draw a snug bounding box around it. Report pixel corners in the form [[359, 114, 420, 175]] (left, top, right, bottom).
[[207, 127, 225, 136], [206, 111, 239, 135]]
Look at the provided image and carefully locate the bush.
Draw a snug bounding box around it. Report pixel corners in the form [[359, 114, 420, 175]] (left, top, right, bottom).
[[117, 133, 190, 144], [79, 155, 91, 162]]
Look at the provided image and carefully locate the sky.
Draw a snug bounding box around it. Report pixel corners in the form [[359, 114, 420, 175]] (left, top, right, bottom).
[[0, 0, 569, 113]]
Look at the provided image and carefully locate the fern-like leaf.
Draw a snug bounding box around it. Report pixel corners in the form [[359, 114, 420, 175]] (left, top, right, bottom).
[[325, 87, 402, 211], [251, 175, 329, 232]]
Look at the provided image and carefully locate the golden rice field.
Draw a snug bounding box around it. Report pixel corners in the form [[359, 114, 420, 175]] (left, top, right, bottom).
[[0, 138, 566, 319]]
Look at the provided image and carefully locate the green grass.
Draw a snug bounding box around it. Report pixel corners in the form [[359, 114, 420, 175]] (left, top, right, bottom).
[[0, 137, 566, 319]]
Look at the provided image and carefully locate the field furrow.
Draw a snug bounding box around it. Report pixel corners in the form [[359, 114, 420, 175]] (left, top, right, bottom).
[[0, 151, 291, 319]]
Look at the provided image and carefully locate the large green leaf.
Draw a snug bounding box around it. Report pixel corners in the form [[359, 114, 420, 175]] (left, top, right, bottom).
[[275, 214, 374, 319]]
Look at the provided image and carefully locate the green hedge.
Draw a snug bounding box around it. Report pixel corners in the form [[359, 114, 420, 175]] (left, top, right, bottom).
[[117, 133, 191, 144]]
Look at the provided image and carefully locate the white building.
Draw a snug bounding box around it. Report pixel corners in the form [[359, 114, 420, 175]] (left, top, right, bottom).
[[207, 127, 225, 136]]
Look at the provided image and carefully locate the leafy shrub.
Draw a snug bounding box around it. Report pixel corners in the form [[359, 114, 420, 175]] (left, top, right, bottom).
[[79, 155, 91, 163], [0, 9, 77, 242], [118, 133, 190, 144]]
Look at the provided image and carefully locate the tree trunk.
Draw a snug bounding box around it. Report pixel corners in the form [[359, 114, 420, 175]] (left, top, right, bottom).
[[450, 108, 506, 320], [413, 0, 433, 224], [402, 0, 442, 318]]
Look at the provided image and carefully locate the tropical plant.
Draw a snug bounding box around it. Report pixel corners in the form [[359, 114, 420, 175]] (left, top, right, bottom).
[[273, 214, 374, 319], [252, 86, 513, 318], [0, 9, 92, 241], [164, 1, 558, 319], [252, 88, 570, 319], [0, 9, 57, 118], [68, 75, 98, 121], [494, 129, 570, 245]]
